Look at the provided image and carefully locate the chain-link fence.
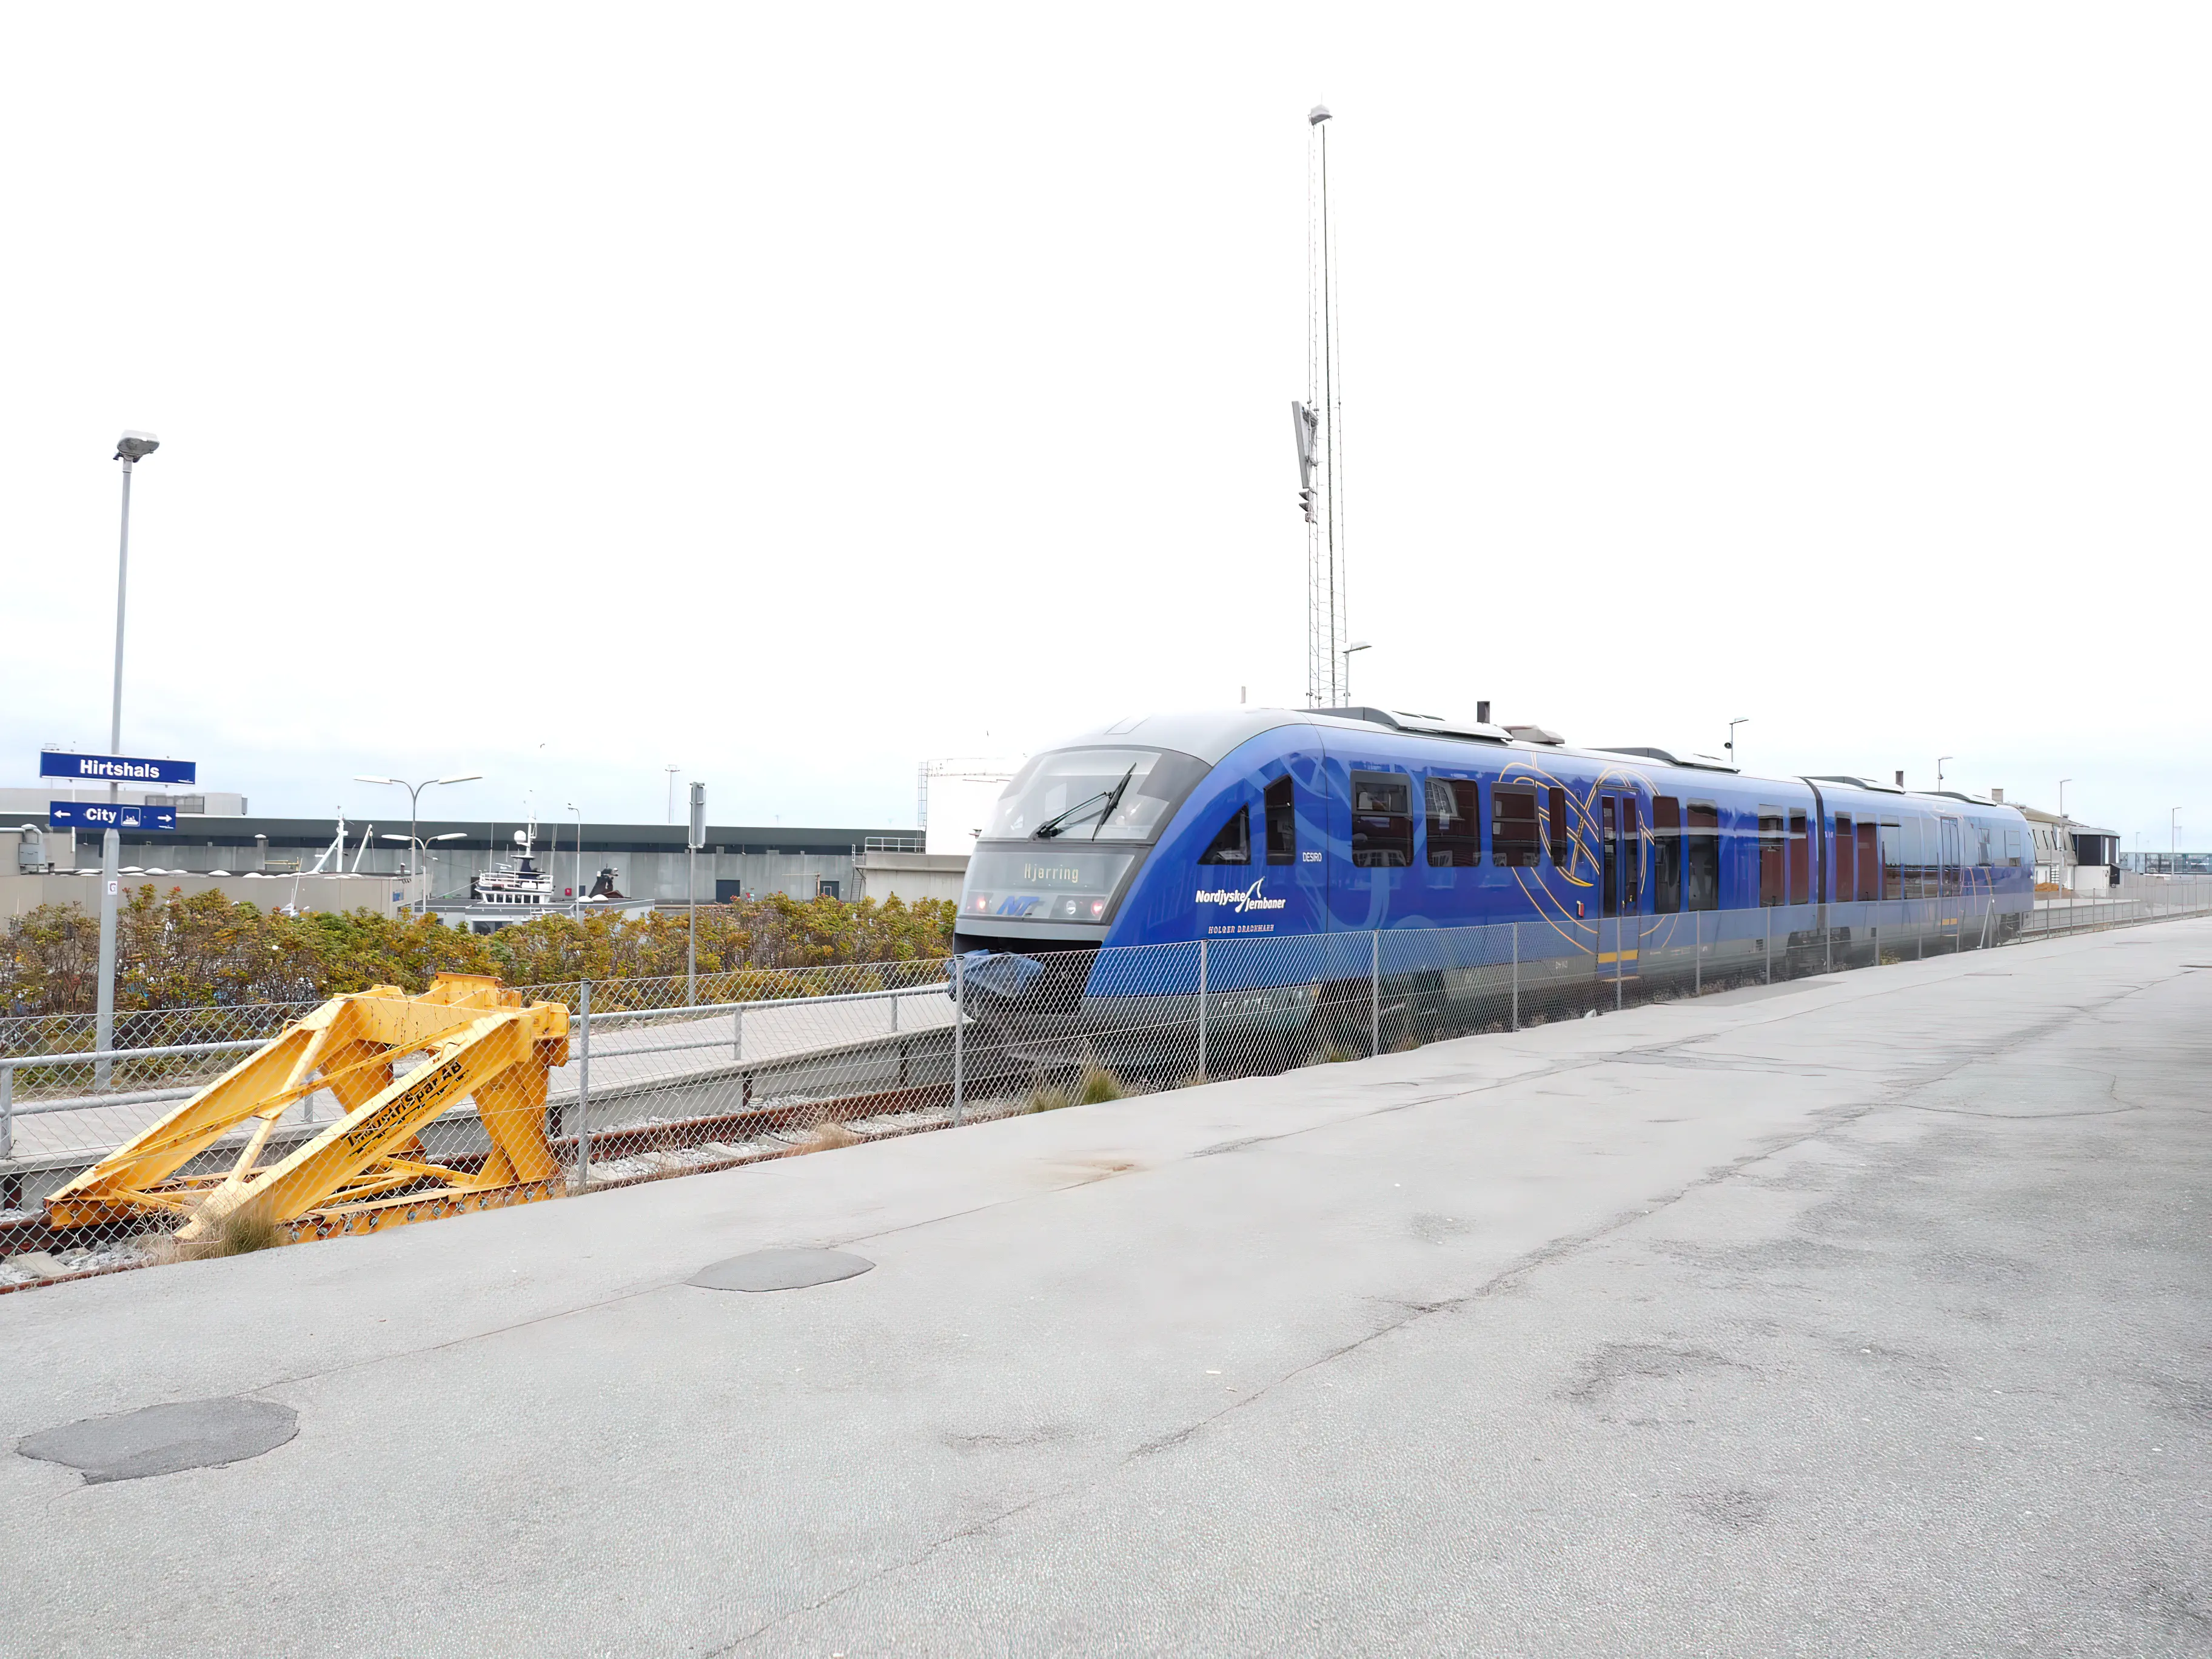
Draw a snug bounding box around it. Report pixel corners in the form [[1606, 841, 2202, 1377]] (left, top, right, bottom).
[[6, 880, 2209, 1290]]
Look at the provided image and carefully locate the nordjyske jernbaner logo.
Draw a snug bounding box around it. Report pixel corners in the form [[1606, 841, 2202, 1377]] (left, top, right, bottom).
[[1195, 879, 1287, 913]]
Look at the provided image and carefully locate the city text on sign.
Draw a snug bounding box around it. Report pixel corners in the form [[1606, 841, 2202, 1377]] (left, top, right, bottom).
[[49, 802, 178, 833], [38, 751, 197, 786]]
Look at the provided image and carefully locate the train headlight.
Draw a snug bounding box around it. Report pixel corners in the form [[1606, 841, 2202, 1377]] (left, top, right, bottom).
[[967, 893, 993, 914], [1088, 899, 1107, 918]]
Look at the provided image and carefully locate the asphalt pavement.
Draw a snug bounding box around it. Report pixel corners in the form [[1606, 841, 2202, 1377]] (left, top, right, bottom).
[[1, 920, 2207, 1657]]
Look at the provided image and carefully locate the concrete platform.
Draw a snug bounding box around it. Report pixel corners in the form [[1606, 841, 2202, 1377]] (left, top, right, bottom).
[[2, 922, 2208, 1657]]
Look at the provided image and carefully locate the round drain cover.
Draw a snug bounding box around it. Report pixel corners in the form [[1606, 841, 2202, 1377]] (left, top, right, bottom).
[[689, 1247, 875, 1292], [18, 1397, 297, 1485]]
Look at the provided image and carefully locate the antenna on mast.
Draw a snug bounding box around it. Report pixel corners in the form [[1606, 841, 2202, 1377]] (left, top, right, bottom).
[[1294, 102, 1348, 707]]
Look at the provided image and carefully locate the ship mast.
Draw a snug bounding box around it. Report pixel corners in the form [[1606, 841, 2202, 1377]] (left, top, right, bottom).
[[1293, 102, 1348, 708]]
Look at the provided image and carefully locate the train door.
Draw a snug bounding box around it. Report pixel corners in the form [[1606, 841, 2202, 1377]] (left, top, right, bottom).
[[1319, 744, 1416, 932], [1598, 789, 1642, 969]]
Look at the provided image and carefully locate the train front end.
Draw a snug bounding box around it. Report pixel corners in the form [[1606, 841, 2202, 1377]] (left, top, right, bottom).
[[949, 740, 1212, 1064]]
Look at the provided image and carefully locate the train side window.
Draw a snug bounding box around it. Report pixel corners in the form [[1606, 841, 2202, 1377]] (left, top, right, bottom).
[[1758, 809, 1786, 907], [1489, 784, 1541, 867], [1620, 796, 1641, 908], [1684, 802, 1720, 911], [1940, 819, 1962, 897], [1879, 821, 1905, 899], [1832, 814, 1854, 903], [1350, 771, 1414, 868], [1788, 811, 1810, 905], [1905, 818, 1931, 899], [1264, 776, 1296, 865], [1544, 785, 1574, 872], [1652, 796, 1681, 913], [1197, 804, 1250, 865], [1426, 777, 1482, 866], [2004, 827, 2022, 868]]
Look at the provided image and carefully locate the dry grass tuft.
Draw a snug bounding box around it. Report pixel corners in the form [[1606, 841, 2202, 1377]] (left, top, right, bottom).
[[1027, 1084, 1074, 1113], [802, 1120, 860, 1151], [152, 1202, 286, 1263], [1074, 1066, 1126, 1105]]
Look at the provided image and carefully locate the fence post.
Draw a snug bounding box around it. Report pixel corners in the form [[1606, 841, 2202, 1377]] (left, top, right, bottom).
[[1197, 939, 1208, 1081], [1693, 910, 1701, 996], [733, 1000, 745, 1061], [1369, 930, 1381, 1057], [572, 979, 592, 1194], [1510, 922, 1520, 1030], [1, 1062, 12, 1166], [952, 954, 965, 1127], [1615, 915, 1624, 1010], [1765, 907, 1773, 984]]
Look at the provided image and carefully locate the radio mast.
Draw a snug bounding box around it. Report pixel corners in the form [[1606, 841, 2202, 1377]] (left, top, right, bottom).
[[1292, 102, 1348, 708]]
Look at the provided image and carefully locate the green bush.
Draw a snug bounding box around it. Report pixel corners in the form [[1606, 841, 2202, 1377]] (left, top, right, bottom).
[[1, 886, 959, 1015]]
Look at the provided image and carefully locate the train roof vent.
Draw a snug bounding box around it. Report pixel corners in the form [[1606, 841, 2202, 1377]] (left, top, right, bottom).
[[1314, 706, 1509, 744], [1504, 723, 1565, 746], [1590, 745, 1738, 773]]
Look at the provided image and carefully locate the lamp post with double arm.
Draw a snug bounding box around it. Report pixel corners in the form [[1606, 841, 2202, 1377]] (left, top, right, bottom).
[[355, 774, 481, 914]]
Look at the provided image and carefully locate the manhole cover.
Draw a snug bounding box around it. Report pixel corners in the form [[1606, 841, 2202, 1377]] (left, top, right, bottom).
[[689, 1247, 875, 1292], [18, 1397, 297, 1484]]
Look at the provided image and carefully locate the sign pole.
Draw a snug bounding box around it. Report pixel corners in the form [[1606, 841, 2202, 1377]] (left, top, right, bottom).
[[95, 833, 119, 1090]]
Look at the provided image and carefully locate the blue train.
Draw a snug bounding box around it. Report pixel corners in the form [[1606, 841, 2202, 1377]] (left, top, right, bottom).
[[951, 708, 2035, 1054]]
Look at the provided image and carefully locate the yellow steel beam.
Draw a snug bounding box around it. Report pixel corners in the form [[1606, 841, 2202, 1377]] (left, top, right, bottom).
[[45, 974, 571, 1242]]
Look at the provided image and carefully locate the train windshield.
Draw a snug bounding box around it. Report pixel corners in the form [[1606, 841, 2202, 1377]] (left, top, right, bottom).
[[984, 747, 1209, 845]]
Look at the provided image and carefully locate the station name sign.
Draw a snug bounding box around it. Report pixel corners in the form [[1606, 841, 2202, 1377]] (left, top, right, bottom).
[[39, 750, 197, 786], [50, 802, 177, 833]]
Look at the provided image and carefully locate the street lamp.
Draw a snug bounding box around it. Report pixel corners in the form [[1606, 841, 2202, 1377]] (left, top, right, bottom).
[[1725, 717, 1750, 768], [381, 831, 466, 913], [567, 803, 583, 913], [1937, 756, 1954, 791], [665, 765, 682, 825], [355, 774, 481, 913], [95, 430, 160, 1087], [2174, 807, 2182, 876], [1340, 641, 1371, 701]]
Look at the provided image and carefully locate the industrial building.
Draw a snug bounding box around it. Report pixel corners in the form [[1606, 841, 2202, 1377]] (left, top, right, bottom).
[[1, 802, 967, 921]]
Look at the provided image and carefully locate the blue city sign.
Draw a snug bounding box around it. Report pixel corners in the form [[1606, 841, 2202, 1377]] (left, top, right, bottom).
[[49, 801, 177, 833], [38, 750, 197, 786]]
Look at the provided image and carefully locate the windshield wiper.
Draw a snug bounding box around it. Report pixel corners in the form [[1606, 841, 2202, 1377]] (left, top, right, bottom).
[[1034, 765, 1136, 840]]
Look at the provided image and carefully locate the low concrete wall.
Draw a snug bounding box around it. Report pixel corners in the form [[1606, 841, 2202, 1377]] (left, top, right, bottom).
[[854, 853, 969, 906], [0, 871, 405, 924]]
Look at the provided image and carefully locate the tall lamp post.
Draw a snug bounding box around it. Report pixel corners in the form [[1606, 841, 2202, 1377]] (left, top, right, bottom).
[[381, 831, 466, 913], [2175, 808, 2182, 877], [1937, 756, 1954, 791], [1339, 641, 1370, 702], [1725, 717, 1750, 768], [354, 774, 481, 913], [567, 803, 583, 913], [95, 431, 159, 1087]]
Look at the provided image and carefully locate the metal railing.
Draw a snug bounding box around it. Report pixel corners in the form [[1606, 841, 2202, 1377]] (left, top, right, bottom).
[[4, 879, 2207, 1289]]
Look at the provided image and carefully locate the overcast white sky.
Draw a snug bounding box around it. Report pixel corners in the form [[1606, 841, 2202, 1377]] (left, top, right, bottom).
[[3, 6, 2206, 848]]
